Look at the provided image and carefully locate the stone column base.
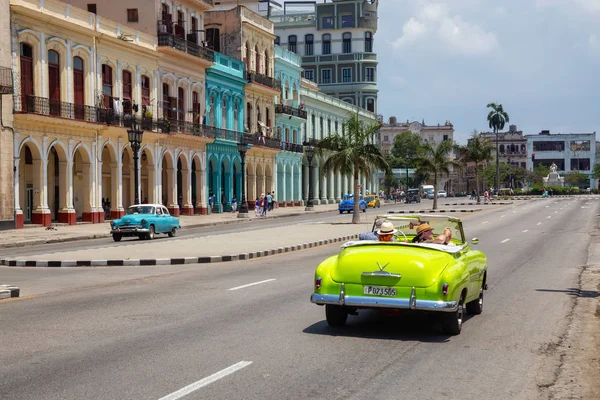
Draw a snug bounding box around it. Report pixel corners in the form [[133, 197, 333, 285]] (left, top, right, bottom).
[[168, 207, 180, 217], [110, 210, 125, 220], [196, 207, 208, 215], [32, 210, 51, 227], [181, 206, 194, 216], [58, 211, 77, 225], [15, 212, 24, 229]]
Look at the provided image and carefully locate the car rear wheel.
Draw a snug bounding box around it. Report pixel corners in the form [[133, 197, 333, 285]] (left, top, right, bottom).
[[146, 225, 155, 240], [112, 233, 122, 242], [168, 227, 177, 238], [442, 294, 464, 335], [339, 210, 343, 214], [325, 305, 348, 326], [466, 284, 484, 315]]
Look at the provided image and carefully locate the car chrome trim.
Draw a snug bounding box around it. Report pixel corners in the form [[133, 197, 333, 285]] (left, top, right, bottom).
[[361, 271, 401, 278], [110, 228, 150, 234], [409, 287, 417, 310], [311, 293, 458, 312]]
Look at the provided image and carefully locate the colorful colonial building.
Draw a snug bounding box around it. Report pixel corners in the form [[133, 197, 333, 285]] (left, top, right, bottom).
[[274, 44, 305, 207]]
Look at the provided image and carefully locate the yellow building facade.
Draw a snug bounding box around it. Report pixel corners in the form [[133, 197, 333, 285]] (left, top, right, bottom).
[[11, 0, 215, 228]]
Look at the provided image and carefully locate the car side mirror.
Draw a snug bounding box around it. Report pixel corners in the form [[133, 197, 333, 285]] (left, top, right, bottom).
[[471, 238, 479, 245]]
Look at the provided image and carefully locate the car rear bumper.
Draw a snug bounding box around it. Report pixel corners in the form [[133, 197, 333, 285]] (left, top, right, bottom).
[[311, 285, 457, 312]]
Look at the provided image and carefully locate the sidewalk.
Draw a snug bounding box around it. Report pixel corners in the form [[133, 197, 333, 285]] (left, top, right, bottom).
[[0, 203, 342, 249]]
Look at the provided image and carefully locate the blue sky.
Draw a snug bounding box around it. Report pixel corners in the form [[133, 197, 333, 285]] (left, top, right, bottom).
[[284, 0, 600, 144]]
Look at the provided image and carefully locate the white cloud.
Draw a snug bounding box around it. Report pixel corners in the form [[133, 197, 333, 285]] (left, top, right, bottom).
[[390, 2, 498, 54], [439, 15, 499, 54], [575, 0, 600, 12], [392, 17, 427, 48], [589, 33, 598, 48]]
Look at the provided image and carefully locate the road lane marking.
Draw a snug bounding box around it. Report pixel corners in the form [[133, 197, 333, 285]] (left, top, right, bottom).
[[482, 221, 489, 224], [501, 239, 510, 243], [537, 222, 542, 225], [228, 279, 276, 291], [513, 211, 517, 213], [548, 216, 552, 219], [158, 361, 253, 400], [500, 215, 506, 218], [522, 230, 528, 233], [554, 211, 558, 214]]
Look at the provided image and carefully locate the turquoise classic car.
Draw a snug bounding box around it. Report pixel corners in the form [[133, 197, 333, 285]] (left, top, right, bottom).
[[110, 204, 181, 242], [310, 214, 487, 335]]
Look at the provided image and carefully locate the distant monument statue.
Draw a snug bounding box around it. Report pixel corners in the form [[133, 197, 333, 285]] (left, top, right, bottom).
[[543, 163, 564, 187]]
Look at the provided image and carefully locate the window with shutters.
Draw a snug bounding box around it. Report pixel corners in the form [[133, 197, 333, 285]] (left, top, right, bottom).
[[127, 9, 138, 23], [19, 43, 34, 99], [322, 34, 331, 55], [255, 45, 261, 74], [365, 32, 373, 52], [206, 28, 220, 52], [162, 83, 170, 119], [305, 34, 314, 56], [189, 17, 198, 44], [342, 32, 352, 53], [102, 64, 113, 109], [48, 50, 60, 116], [73, 57, 84, 119], [367, 98, 375, 112], [87, 4, 96, 14], [342, 68, 352, 83], [161, 4, 172, 34], [122, 70, 132, 114], [288, 35, 297, 54], [192, 91, 200, 124], [175, 11, 185, 38], [177, 87, 184, 122], [141, 75, 150, 106]]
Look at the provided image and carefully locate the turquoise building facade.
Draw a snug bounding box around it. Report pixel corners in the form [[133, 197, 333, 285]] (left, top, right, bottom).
[[205, 53, 247, 213], [273, 45, 306, 207]]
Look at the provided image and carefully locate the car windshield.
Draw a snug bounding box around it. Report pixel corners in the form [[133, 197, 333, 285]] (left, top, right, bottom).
[[371, 215, 465, 244], [365, 196, 375, 202], [343, 194, 353, 200], [127, 206, 155, 215]]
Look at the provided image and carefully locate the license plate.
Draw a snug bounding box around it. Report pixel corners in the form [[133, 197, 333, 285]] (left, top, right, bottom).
[[364, 286, 396, 296]]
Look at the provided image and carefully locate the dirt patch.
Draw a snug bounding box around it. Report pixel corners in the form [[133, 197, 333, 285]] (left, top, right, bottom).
[[539, 265, 600, 399]]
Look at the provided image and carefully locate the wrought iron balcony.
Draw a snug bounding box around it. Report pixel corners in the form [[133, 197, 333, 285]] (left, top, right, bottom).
[[0, 67, 13, 94], [281, 141, 304, 153], [244, 132, 281, 150], [275, 104, 307, 119], [246, 72, 281, 90], [157, 31, 214, 63]]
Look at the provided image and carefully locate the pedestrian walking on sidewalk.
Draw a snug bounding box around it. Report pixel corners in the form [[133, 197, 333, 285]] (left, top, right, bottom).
[[231, 195, 237, 213], [262, 194, 268, 217], [267, 192, 273, 211], [208, 194, 213, 214], [255, 198, 260, 217]]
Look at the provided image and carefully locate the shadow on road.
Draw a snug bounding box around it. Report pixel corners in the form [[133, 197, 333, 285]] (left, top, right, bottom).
[[535, 288, 599, 298], [303, 310, 476, 342]]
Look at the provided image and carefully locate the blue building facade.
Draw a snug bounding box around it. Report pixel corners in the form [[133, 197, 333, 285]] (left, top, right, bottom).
[[205, 53, 247, 213], [273, 45, 306, 207]]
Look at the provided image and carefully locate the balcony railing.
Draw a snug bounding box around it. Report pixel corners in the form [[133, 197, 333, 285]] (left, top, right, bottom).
[[0, 67, 13, 94], [275, 104, 307, 119], [244, 133, 281, 150], [281, 141, 304, 153], [246, 72, 281, 90], [157, 31, 214, 63]]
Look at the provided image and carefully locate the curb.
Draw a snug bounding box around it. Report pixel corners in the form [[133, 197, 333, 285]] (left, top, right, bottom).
[[0, 234, 360, 268], [386, 209, 482, 213], [0, 207, 343, 250], [442, 202, 513, 206], [0, 284, 20, 299]]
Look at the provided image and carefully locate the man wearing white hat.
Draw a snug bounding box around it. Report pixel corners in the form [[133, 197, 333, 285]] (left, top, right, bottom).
[[376, 221, 397, 242]]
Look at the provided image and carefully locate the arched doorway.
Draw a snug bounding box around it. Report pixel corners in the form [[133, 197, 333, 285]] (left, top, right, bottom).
[[191, 154, 204, 214], [161, 152, 177, 215], [265, 164, 273, 198], [140, 148, 155, 204], [18, 142, 44, 225], [177, 153, 193, 215], [72, 145, 92, 222], [246, 162, 255, 203], [100, 144, 119, 220], [208, 156, 220, 213], [293, 163, 301, 206], [121, 148, 132, 210], [255, 163, 264, 199], [221, 157, 230, 212], [233, 157, 241, 211], [47, 142, 69, 223]]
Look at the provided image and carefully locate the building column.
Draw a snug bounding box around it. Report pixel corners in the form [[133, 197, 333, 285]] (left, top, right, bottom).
[[181, 165, 194, 215], [212, 167, 222, 213], [96, 140, 104, 222], [166, 167, 179, 216], [110, 161, 124, 219], [328, 169, 335, 203], [80, 162, 92, 223], [31, 155, 51, 227]]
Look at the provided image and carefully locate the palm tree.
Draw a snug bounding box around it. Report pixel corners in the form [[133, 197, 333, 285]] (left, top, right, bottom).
[[462, 133, 494, 202], [416, 140, 462, 210], [486, 103, 510, 194], [316, 112, 388, 224]]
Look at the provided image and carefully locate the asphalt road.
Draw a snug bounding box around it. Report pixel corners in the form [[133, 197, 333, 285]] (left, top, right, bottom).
[[0, 197, 595, 400]]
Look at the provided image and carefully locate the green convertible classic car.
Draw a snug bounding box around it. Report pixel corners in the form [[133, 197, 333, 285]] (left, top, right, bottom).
[[310, 214, 487, 335]]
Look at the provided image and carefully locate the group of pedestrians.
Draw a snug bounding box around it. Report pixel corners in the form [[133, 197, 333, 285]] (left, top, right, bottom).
[[255, 192, 275, 217]]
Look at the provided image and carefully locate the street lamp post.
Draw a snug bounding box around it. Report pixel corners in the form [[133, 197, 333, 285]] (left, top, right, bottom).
[[303, 140, 315, 211], [126, 104, 144, 206], [237, 135, 250, 218], [405, 153, 411, 192]]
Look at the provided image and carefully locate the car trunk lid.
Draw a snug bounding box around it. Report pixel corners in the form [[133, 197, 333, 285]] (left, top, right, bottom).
[[331, 244, 451, 288]]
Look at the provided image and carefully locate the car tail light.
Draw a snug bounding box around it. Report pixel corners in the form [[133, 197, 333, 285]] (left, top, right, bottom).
[[315, 277, 322, 290], [442, 283, 449, 296]]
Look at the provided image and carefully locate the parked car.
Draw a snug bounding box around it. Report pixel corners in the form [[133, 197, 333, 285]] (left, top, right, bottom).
[[310, 214, 487, 335], [405, 188, 421, 203], [437, 190, 447, 198], [365, 195, 381, 208], [110, 204, 181, 242], [338, 194, 367, 214]]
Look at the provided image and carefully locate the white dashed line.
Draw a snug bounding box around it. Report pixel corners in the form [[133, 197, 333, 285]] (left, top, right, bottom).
[[554, 211, 558, 214], [537, 222, 542, 226], [522, 230, 529, 233], [482, 221, 489, 224], [158, 361, 253, 400], [228, 279, 276, 291], [513, 211, 517, 213], [547, 216, 552, 219], [501, 239, 510, 243], [500, 215, 506, 218]]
